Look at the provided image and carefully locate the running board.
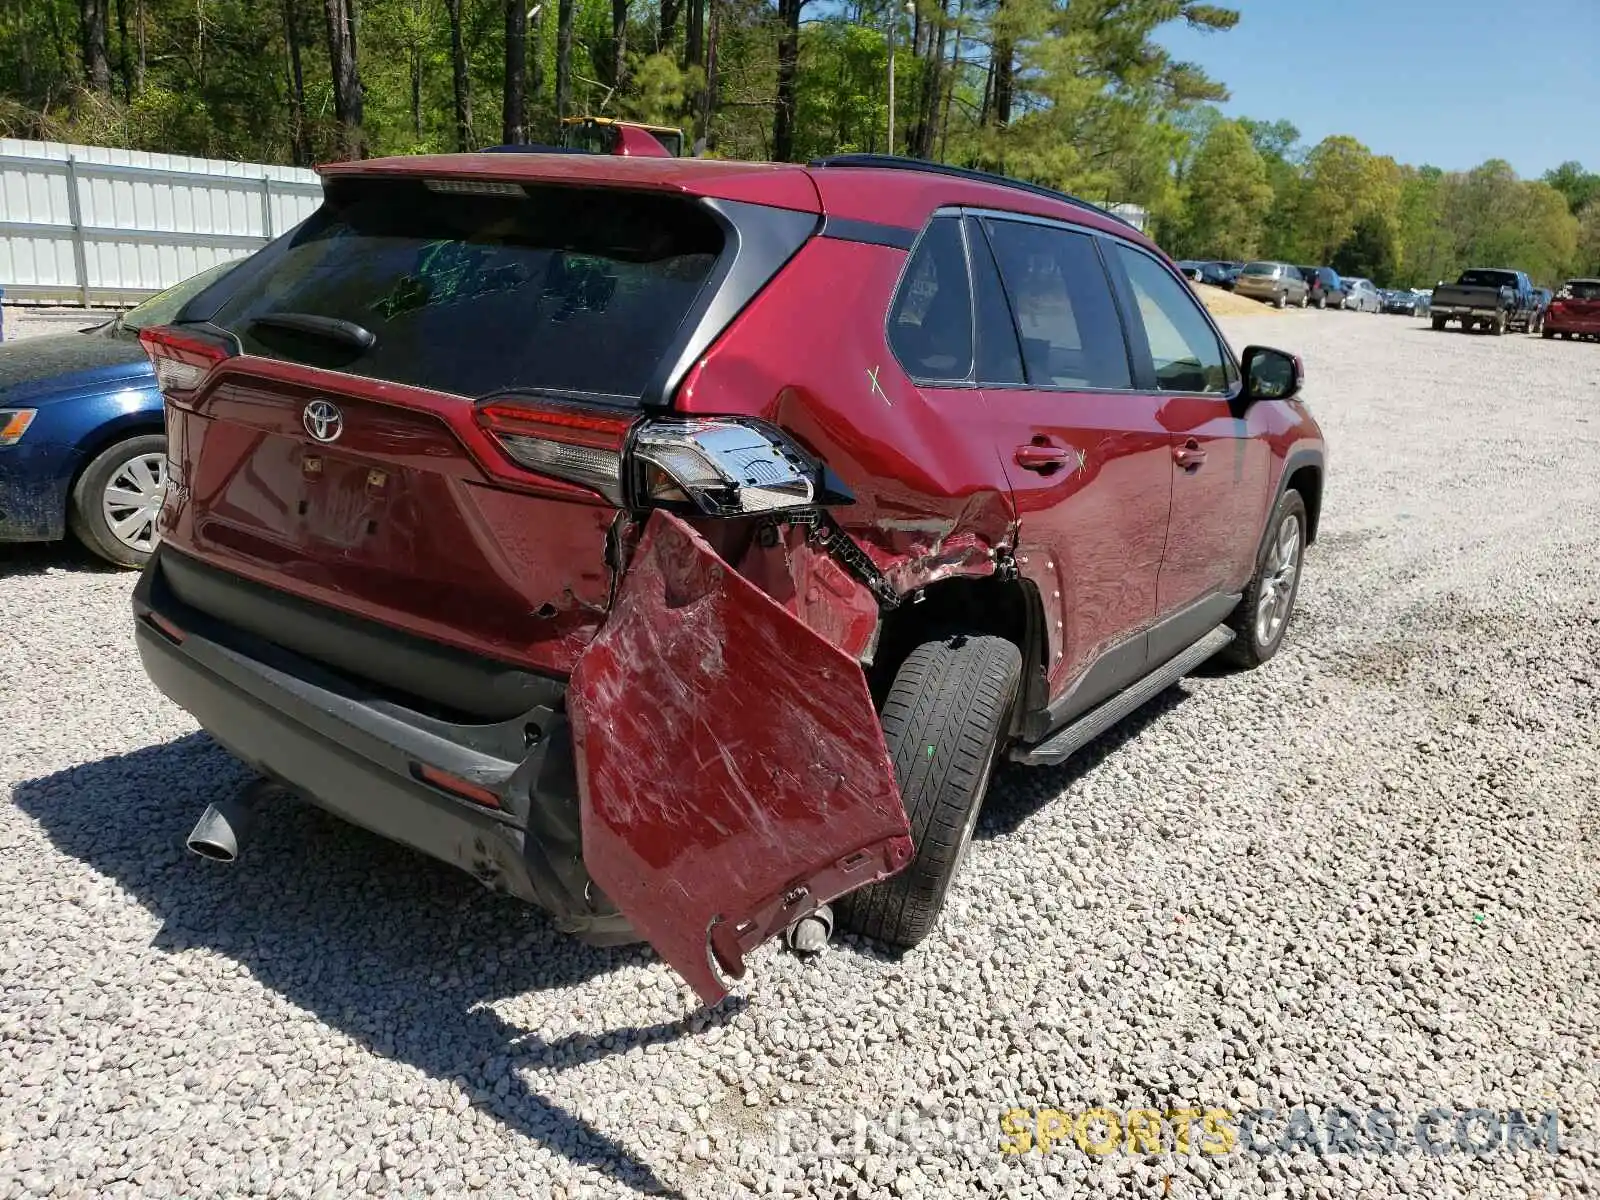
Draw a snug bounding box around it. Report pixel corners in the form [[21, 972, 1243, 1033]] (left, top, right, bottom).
[[1012, 625, 1235, 767]]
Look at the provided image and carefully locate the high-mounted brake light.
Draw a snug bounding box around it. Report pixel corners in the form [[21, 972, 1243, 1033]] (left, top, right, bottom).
[[424, 178, 526, 197], [139, 325, 234, 406]]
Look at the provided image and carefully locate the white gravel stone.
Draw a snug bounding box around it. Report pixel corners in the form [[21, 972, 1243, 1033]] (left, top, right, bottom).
[[3, 308, 1599, 1197]]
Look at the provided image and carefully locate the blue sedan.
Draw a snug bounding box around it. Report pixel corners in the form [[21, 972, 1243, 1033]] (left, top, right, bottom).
[[0, 260, 239, 567]]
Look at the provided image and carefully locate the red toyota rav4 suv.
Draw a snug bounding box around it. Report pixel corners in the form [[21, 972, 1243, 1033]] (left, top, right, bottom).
[[133, 152, 1324, 1004]]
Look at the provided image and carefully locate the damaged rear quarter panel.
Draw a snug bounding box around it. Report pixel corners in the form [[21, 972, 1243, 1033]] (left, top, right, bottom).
[[567, 510, 913, 1005], [673, 236, 1019, 603]]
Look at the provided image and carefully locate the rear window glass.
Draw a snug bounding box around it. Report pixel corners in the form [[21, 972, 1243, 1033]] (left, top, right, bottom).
[[209, 178, 724, 400], [1242, 262, 1276, 276], [1566, 281, 1600, 300], [1457, 270, 1515, 288]]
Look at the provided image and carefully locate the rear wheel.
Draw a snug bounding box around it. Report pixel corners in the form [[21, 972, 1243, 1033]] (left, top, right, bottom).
[[1274, 291, 1288, 309], [1543, 326, 1556, 339], [836, 633, 1022, 948], [68, 433, 167, 569], [1316, 294, 1327, 310], [1432, 315, 1447, 331], [1493, 310, 1507, 335]]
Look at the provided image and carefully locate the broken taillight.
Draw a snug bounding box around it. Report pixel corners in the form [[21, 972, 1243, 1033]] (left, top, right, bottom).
[[475, 398, 853, 516], [139, 325, 235, 408]]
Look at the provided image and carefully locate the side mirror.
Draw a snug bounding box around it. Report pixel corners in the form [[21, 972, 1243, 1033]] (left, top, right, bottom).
[[1240, 345, 1302, 402]]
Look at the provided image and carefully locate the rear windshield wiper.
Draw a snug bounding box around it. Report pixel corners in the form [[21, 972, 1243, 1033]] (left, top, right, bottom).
[[249, 312, 377, 351]]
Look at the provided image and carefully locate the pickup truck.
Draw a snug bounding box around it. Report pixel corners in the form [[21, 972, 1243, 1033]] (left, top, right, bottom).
[[1429, 268, 1540, 335]]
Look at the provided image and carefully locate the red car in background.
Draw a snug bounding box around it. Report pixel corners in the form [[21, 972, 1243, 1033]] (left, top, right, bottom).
[[130, 151, 1324, 1005], [1542, 279, 1600, 341]]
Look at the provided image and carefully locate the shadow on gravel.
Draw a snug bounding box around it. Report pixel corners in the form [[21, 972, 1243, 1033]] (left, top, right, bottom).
[[0, 539, 124, 579], [15, 733, 725, 1197], [977, 684, 1192, 841]]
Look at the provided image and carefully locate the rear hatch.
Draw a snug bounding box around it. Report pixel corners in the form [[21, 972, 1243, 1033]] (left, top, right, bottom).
[[1552, 280, 1600, 327], [150, 169, 806, 676]]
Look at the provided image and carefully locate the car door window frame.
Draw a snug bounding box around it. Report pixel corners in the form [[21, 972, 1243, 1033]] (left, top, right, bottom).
[[883, 212, 980, 389], [1101, 238, 1242, 397], [958, 206, 1141, 395]]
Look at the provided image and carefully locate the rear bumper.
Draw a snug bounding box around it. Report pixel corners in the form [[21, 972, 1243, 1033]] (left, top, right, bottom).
[[132, 552, 636, 944], [1546, 316, 1600, 335]]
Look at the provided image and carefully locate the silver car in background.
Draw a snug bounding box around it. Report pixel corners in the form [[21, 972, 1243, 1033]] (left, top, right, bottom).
[[1233, 261, 1310, 309], [1343, 278, 1383, 312]]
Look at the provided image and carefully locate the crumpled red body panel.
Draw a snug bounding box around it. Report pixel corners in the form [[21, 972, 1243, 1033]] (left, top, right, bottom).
[[567, 510, 913, 1004]]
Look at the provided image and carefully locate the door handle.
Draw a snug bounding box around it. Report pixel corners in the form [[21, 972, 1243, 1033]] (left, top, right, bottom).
[[1174, 440, 1207, 471], [1014, 444, 1071, 472]]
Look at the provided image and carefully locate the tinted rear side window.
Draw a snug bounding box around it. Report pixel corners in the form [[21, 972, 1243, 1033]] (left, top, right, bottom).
[[982, 219, 1131, 390], [888, 217, 975, 383], [210, 178, 724, 401]]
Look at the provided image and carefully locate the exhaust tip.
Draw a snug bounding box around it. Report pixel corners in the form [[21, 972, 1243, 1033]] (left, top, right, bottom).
[[186, 801, 244, 864]]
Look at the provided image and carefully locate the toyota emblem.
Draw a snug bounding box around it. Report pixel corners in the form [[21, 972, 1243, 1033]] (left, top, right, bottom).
[[302, 399, 344, 443]]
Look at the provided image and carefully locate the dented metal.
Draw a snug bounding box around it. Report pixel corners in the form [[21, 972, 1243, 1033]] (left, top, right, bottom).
[[567, 510, 913, 1005]]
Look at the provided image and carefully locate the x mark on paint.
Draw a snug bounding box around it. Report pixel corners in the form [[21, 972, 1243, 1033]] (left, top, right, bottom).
[[867, 365, 891, 406]]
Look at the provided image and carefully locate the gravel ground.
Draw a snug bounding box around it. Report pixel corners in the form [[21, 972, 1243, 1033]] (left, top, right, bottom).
[[3, 309, 1599, 1199]]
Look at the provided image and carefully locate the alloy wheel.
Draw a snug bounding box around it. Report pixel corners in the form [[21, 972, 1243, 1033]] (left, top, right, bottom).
[[1254, 514, 1302, 647]]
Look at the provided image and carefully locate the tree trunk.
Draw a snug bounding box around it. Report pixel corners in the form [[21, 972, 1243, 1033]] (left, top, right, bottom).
[[555, 0, 575, 121], [284, 0, 311, 164], [115, 0, 130, 101], [938, 0, 964, 161], [685, 0, 703, 70], [660, 0, 680, 51], [529, 2, 545, 109], [912, 0, 949, 158], [696, 0, 718, 147], [322, 0, 364, 158], [410, 0, 423, 136], [992, 37, 1013, 127], [444, 0, 472, 150], [770, 0, 801, 161], [504, 0, 527, 142], [609, 0, 628, 93], [80, 0, 111, 93], [134, 0, 145, 91]]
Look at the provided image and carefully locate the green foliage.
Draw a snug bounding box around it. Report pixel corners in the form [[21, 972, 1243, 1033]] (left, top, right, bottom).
[[1543, 161, 1600, 217], [1331, 213, 1398, 284], [0, 0, 1588, 292], [1173, 119, 1272, 260]]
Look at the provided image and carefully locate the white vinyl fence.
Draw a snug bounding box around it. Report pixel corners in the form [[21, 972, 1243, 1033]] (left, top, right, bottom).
[[0, 139, 323, 306]]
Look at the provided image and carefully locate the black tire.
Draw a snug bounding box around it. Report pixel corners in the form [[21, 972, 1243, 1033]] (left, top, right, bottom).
[[68, 433, 167, 569], [1431, 315, 1447, 331], [1221, 490, 1308, 671], [1274, 290, 1287, 309], [836, 633, 1022, 948], [1492, 311, 1507, 335], [1316, 294, 1327, 310], [1543, 326, 1555, 339]]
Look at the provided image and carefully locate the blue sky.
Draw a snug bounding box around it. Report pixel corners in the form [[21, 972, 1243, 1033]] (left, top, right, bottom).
[[1155, 0, 1600, 178]]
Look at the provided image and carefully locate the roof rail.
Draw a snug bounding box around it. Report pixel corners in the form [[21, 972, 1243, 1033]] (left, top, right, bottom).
[[806, 153, 1137, 231]]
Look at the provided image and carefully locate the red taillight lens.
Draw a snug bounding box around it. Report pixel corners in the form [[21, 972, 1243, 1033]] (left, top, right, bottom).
[[476, 398, 636, 504], [474, 399, 850, 517], [139, 325, 234, 408]]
